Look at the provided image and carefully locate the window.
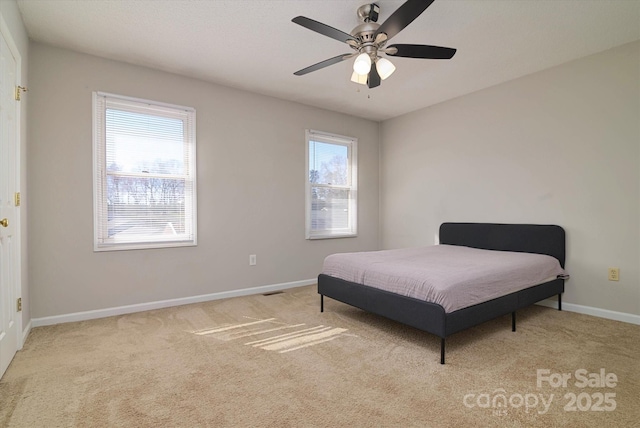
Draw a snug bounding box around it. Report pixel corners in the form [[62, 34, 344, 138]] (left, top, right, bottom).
[[306, 129, 357, 239], [93, 92, 197, 251]]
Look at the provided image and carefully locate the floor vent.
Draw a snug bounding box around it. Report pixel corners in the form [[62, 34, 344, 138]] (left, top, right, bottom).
[[262, 291, 284, 296]]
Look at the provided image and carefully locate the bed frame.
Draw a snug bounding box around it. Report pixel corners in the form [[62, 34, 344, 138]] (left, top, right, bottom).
[[318, 222, 566, 364]]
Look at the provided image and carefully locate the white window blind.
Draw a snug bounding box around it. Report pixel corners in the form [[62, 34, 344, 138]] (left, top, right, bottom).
[[305, 129, 357, 239], [93, 92, 197, 251]]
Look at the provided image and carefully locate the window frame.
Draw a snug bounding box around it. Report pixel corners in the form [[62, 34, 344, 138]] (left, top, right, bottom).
[[305, 129, 358, 240], [92, 91, 197, 251]]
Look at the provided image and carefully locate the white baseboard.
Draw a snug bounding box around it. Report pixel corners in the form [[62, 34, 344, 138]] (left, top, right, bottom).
[[29, 282, 640, 328], [21, 320, 31, 349], [537, 299, 640, 325], [31, 279, 316, 328]]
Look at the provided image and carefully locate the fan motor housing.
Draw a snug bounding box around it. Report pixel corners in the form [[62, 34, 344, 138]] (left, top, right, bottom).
[[351, 21, 380, 43]]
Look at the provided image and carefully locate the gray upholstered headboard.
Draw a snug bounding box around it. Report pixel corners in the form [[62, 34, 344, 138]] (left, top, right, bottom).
[[439, 222, 566, 268]]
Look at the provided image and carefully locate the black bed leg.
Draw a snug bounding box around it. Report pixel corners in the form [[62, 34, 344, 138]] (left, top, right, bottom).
[[512, 312, 516, 332], [320, 294, 324, 313], [440, 338, 445, 365], [558, 293, 562, 311]]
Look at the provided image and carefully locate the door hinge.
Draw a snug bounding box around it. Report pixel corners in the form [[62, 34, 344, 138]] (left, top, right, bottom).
[[15, 192, 20, 207], [15, 86, 28, 101], [17, 298, 22, 312]]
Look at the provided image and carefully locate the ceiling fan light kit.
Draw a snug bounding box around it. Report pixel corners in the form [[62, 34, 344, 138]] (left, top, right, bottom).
[[353, 53, 372, 75], [376, 57, 396, 80], [351, 71, 368, 85], [292, 0, 457, 89]]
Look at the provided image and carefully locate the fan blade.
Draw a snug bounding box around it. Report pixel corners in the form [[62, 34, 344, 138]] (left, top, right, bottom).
[[294, 54, 353, 76], [387, 44, 457, 59], [375, 0, 435, 42], [292, 16, 357, 44], [367, 62, 381, 88]]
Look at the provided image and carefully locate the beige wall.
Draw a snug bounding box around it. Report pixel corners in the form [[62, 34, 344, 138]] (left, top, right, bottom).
[[0, 0, 29, 327], [28, 43, 379, 318], [380, 41, 640, 316]]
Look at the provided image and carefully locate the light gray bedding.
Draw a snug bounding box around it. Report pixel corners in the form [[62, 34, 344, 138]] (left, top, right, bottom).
[[321, 245, 567, 313]]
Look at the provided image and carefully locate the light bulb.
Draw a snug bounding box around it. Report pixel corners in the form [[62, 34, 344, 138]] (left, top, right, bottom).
[[353, 53, 372, 75], [376, 57, 396, 80], [351, 71, 367, 85]]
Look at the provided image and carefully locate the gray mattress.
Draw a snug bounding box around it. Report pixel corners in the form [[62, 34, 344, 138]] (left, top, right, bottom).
[[322, 244, 566, 313]]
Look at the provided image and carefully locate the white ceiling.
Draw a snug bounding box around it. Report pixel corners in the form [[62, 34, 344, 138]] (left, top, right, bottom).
[[16, 0, 640, 121]]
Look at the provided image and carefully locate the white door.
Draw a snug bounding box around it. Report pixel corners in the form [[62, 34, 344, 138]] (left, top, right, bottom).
[[0, 25, 20, 379]]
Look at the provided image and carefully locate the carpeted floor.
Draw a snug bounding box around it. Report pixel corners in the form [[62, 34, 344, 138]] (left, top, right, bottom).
[[1, 285, 639, 427]]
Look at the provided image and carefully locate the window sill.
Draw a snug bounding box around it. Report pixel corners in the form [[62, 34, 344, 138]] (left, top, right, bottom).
[[306, 233, 357, 240], [94, 240, 197, 252]]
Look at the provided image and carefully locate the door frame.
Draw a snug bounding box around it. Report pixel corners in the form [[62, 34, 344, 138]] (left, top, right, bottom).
[[0, 13, 24, 350]]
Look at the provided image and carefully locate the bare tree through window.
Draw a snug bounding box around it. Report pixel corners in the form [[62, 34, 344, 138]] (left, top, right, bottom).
[[306, 131, 357, 239], [93, 92, 196, 250]]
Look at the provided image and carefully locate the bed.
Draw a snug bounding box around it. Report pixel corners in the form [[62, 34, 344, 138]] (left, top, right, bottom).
[[317, 222, 567, 364]]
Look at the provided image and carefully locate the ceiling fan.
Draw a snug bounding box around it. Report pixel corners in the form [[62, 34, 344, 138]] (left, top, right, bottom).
[[292, 0, 456, 88]]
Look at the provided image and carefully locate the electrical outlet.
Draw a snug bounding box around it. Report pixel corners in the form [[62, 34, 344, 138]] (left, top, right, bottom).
[[608, 267, 619, 282], [249, 254, 257, 266]]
